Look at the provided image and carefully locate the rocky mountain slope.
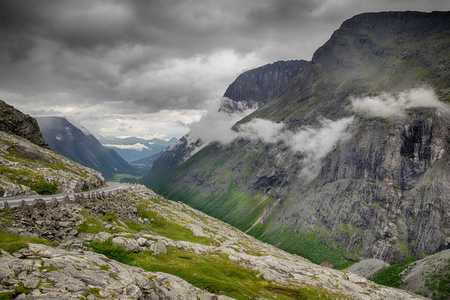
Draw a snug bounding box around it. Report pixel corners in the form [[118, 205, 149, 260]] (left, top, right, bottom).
[[36, 117, 139, 180], [142, 11, 450, 269], [219, 60, 310, 113], [0, 184, 425, 299], [0, 103, 105, 197]]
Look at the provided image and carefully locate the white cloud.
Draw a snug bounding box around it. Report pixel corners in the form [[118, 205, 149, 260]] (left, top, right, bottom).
[[187, 98, 255, 146], [351, 87, 448, 117], [240, 117, 355, 179], [103, 143, 149, 151], [185, 97, 354, 180]]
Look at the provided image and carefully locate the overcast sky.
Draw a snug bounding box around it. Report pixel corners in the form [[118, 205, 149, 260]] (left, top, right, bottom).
[[1, 0, 448, 140]]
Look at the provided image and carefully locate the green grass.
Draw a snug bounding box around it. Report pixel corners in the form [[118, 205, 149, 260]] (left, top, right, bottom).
[[136, 204, 215, 245], [424, 259, 450, 300], [249, 226, 354, 269], [90, 240, 348, 300], [164, 184, 275, 232], [0, 230, 55, 252], [370, 256, 416, 287], [29, 180, 58, 195]]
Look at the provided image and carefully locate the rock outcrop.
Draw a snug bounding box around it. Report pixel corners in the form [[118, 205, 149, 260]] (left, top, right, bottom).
[[0, 100, 48, 147], [219, 60, 310, 113]]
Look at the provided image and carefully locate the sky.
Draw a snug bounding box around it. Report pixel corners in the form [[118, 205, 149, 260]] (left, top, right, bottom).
[[0, 0, 448, 140]]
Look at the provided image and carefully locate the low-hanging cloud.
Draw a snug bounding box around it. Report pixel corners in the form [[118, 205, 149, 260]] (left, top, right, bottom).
[[186, 98, 354, 180], [240, 117, 355, 179], [103, 143, 149, 151], [351, 87, 448, 117]]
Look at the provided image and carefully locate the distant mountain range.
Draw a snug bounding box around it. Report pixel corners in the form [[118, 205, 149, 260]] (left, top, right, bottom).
[[36, 116, 139, 180], [99, 136, 177, 165]]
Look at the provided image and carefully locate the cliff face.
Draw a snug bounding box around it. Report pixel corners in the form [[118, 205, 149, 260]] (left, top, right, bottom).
[[219, 60, 310, 113], [144, 11, 450, 268], [0, 100, 48, 147]]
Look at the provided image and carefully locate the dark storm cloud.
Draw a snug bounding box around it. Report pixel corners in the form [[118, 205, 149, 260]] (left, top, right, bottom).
[[0, 0, 448, 138]]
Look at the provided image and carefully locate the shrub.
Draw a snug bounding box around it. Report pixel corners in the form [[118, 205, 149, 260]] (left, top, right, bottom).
[[5, 241, 28, 254], [90, 240, 134, 264], [30, 181, 58, 195]]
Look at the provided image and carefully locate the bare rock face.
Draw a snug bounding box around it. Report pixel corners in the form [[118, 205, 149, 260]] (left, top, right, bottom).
[[219, 60, 310, 113], [0, 100, 48, 147]]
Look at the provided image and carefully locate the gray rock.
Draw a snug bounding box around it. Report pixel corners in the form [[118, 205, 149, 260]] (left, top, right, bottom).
[[154, 239, 167, 255], [346, 258, 390, 278], [32, 198, 46, 208], [136, 237, 147, 246], [2, 201, 10, 211], [112, 237, 140, 252], [94, 232, 114, 242]]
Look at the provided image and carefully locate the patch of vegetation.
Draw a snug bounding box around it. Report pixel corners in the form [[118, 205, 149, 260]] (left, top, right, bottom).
[[29, 180, 58, 195], [424, 260, 450, 300], [165, 184, 275, 232], [370, 256, 416, 287], [0, 230, 54, 253], [136, 204, 214, 245], [90, 239, 134, 264], [75, 214, 117, 234], [0, 283, 30, 300], [100, 211, 119, 223], [249, 226, 355, 269]]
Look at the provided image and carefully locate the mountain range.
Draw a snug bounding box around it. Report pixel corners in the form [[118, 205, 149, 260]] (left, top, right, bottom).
[[99, 136, 177, 166], [142, 10, 450, 271], [36, 116, 139, 181]]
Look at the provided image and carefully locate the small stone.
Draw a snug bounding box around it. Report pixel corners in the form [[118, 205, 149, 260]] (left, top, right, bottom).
[[58, 221, 70, 228], [153, 239, 167, 255], [136, 237, 147, 246], [94, 232, 114, 242]]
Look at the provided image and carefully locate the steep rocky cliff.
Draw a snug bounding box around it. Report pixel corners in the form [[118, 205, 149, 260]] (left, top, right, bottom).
[[219, 60, 310, 113], [143, 11, 450, 268], [0, 100, 48, 147], [0, 102, 105, 197]]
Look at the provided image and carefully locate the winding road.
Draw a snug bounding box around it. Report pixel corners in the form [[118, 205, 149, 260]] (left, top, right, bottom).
[[1, 182, 131, 209]]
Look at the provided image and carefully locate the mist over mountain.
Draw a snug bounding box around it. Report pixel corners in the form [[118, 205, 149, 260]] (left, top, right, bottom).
[[36, 116, 138, 180], [143, 10, 450, 272]]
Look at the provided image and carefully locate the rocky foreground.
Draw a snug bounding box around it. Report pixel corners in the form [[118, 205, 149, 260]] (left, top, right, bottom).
[[0, 185, 425, 299]]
